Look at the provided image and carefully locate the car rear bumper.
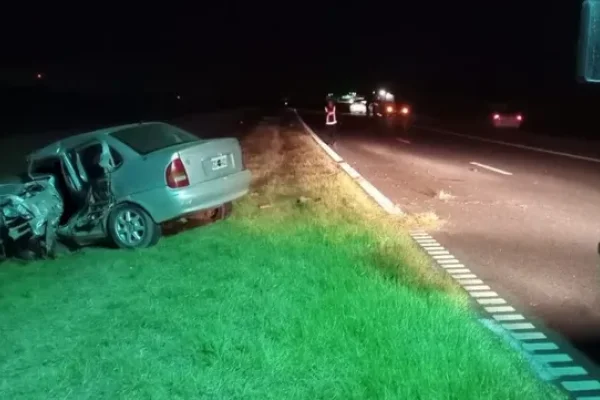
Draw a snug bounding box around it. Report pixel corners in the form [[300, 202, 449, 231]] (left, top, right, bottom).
[[132, 169, 252, 223], [493, 121, 522, 128]]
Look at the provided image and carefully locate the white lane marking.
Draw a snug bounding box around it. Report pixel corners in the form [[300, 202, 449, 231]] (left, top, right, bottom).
[[534, 353, 573, 363], [470, 291, 499, 298], [433, 254, 455, 260], [469, 161, 513, 176], [464, 285, 492, 291], [562, 380, 600, 392], [477, 298, 507, 305], [428, 250, 450, 255], [492, 314, 525, 321], [415, 237, 436, 242], [396, 137, 411, 144], [416, 125, 600, 164], [485, 305, 516, 313], [420, 243, 440, 248], [424, 246, 445, 251], [521, 342, 559, 352], [443, 264, 467, 269], [339, 162, 361, 179], [454, 273, 478, 279], [448, 268, 472, 274], [512, 331, 547, 340], [502, 322, 536, 330], [549, 366, 588, 377], [459, 279, 484, 285], [437, 259, 461, 264]]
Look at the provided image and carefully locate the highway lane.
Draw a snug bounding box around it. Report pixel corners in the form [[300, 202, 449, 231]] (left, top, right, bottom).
[[299, 111, 600, 367]]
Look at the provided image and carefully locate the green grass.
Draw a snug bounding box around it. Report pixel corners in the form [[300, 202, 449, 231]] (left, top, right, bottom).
[[0, 122, 566, 399]]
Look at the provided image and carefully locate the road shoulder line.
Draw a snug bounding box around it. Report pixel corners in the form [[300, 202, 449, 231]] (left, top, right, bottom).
[[294, 109, 403, 215]]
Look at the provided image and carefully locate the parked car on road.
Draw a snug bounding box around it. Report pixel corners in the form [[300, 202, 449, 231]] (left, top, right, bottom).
[[0, 122, 252, 259], [349, 99, 367, 115]]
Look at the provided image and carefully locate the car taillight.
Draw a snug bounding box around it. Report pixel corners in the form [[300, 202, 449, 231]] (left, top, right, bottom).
[[386, 105, 394, 113], [401, 106, 410, 114], [493, 114, 500, 120], [516, 114, 523, 121], [166, 157, 190, 188]]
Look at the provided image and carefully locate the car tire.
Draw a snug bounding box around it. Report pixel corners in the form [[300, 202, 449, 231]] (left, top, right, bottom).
[[108, 203, 161, 249]]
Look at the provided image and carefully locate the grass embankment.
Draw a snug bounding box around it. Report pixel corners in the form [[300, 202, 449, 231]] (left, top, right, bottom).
[[0, 117, 565, 399]]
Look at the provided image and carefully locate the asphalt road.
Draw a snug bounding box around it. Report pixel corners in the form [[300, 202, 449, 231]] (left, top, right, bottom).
[[299, 111, 600, 367]]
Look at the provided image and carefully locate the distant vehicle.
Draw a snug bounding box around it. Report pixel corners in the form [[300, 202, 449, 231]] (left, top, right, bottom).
[[489, 103, 523, 128], [0, 122, 251, 259], [366, 89, 414, 131], [349, 99, 367, 114]]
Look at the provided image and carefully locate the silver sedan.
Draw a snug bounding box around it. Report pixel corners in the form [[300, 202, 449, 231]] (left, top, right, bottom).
[[22, 121, 251, 250]]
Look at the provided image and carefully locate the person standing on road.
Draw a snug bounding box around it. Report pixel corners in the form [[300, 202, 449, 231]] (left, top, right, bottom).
[[325, 99, 338, 147]]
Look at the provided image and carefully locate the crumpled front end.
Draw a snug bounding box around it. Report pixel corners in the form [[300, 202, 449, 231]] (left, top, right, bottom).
[[0, 176, 64, 259]]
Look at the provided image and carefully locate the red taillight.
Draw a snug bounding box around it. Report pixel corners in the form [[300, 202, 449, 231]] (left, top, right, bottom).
[[166, 157, 190, 188], [516, 114, 523, 121], [493, 114, 500, 120]]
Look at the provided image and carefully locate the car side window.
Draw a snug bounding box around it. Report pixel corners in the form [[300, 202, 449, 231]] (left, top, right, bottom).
[[78, 143, 123, 180], [30, 157, 61, 176]]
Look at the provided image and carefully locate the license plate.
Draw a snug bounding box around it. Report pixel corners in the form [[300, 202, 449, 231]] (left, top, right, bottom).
[[211, 155, 229, 170]]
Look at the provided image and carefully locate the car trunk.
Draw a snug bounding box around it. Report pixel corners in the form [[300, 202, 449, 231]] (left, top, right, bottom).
[[170, 138, 244, 185]]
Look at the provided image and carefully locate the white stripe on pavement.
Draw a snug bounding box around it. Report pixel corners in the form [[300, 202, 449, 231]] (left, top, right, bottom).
[[502, 322, 536, 330], [512, 331, 547, 340], [464, 285, 492, 291], [492, 314, 525, 321], [521, 342, 559, 352], [469, 161, 513, 176], [485, 305, 516, 313], [477, 298, 507, 305]]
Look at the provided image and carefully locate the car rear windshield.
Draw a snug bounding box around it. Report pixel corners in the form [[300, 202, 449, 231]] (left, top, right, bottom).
[[110, 124, 199, 155]]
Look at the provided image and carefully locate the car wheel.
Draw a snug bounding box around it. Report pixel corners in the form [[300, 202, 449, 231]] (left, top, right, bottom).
[[108, 203, 161, 249]]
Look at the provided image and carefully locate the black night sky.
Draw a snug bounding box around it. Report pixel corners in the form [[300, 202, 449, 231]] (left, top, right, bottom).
[[0, 2, 592, 110]]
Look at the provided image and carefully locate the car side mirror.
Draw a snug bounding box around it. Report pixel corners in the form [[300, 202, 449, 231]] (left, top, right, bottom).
[[577, 0, 600, 83]]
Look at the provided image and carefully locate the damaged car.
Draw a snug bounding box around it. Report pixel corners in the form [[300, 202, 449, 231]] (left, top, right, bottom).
[[0, 121, 252, 259]]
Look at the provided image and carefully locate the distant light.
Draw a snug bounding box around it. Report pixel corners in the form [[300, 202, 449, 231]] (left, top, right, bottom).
[[493, 114, 500, 120], [401, 106, 409, 114], [386, 105, 394, 113], [36, 73, 43, 79], [516, 114, 522, 121], [176, 95, 181, 100], [379, 89, 386, 96]]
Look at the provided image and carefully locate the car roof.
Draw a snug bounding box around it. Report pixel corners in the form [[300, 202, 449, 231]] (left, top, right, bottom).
[[27, 121, 171, 161]]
